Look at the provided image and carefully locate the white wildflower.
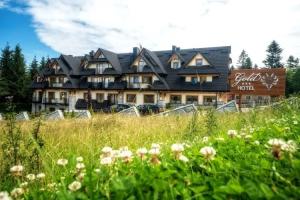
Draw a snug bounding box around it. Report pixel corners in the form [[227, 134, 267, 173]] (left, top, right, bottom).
[[202, 136, 209, 143], [10, 188, 24, 198], [227, 130, 238, 138], [101, 147, 113, 157], [200, 146, 216, 160], [119, 150, 133, 163], [36, 173, 45, 179], [0, 191, 11, 200], [57, 158, 68, 166], [19, 182, 28, 188], [151, 143, 160, 149], [171, 143, 184, 153], [136, 148, 147, 156], [77, 173, 85, 181], [149, 148, 160, 156], [26, 174, 36, 181], [178, 155, 189, 162], [10, 165, 24, 176], [254, 140, 260, 145], [76, 163, 85, 171], [68, 181, 81, 192], [282, 140, 298, 153], [100, 157, 113, 165], [268, 139, 286, 148], [94, 168, 100, 173]]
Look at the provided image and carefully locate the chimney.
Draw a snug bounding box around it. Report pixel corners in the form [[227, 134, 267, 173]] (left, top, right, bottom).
[[172, 45, 176, 53], [133, 47, 140, 57], [89, 50, 94, 58]]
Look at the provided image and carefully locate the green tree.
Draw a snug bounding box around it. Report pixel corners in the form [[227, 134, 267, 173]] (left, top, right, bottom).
[[263, 40, 283, 68], [286, 55, 299, 69], [11, 44, 28, 100], [285, 70, 295, 96], [244, 57, 253, 69], [292, 68, 300, 93], [237, 50, 248, 68], [0, 44, 13, 96], [237, 50, 252, 69], [29, 56, 39, 80], [39, 56, 47, 71]]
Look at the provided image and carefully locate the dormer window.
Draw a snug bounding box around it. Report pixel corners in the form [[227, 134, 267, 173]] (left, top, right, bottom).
[[99, 53, 105, 58], [138, 59, 146, 72], [191, 76, 198, 84], [195, 59, 203, 66], [171, 59, 181, 69]]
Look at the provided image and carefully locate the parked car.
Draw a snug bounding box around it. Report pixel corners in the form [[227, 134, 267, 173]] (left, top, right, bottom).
[[110, 104, 131, 113], [136, 104, 160, 115]]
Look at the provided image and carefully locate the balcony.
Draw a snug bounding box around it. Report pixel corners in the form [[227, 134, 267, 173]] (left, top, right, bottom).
[[127, 82, 152, 89], [44, 98, 69, 105], [49, 82, 64, 87], [88, 82, 103, 89], [32, 96, 43, 103]]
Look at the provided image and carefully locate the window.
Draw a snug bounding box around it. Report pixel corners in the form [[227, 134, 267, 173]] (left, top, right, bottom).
[[170, 95, 182, 104], [83, 92, 89, 101], [99, 53, 105, 58], [131, 76, 139, 83], [142, 76, 152, 84], [206, 76, 213, 82], [171, 60, 181, 69], [186, 96, 198, 104], [191, 76, 198, 84], [50, 77, 56, 83], [59, 77, 64, 83], [195, 58, 203, 66], [138, 59, 146, 72], [126, 94, 136, 103], [95, 63, 112, 74], [144, 95, 155, 104], [96, 93, 104, 103], [203, 96, 216, 105], [60, 92, 67, 100], [48, 92, 55, 99]]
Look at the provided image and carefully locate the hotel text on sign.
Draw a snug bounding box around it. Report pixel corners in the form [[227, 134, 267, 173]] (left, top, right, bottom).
[[229, 68, 285, 96]]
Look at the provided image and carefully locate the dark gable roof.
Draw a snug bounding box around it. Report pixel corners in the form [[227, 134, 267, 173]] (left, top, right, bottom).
[[98, 48, 122, 74], [37, 46, 231, 92], [177, 65, 220, 75]]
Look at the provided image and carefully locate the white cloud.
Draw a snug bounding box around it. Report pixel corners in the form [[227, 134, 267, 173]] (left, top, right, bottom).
[[0, 0, 8, 8], [25, 0, 300, 65]]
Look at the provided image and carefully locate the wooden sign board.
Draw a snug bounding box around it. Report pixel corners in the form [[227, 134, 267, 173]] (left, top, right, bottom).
[[229, 68, 286, 96]]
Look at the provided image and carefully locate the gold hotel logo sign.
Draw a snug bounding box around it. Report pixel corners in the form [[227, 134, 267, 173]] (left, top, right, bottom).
[[232, 72, 279, 91], [229, 68, 285, 95]]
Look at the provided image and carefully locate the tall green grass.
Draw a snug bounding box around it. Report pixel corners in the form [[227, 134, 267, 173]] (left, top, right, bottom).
[[0, 98, 299, 199]]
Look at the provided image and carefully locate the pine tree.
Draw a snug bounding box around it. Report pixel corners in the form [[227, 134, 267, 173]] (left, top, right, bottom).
[[237, 50, 248, 68], [244, 57, 253, 69], [263, 40, 283, 68], [30, 56, 39, 80], [11, 44, 27, 100], [39, 56, 47, 71], [292, 68, 300, 93], [286, 55, 299, 69], [0, 44, 13, 96], [237, 50, 253, 69]]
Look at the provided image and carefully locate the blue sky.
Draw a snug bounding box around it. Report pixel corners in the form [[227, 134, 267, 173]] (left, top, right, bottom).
[[1, 0, 300, 66], [0, 4, 58, 64]]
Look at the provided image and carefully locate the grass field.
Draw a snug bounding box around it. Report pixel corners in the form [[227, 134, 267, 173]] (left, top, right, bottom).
[[0, 98, 299, 199]]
